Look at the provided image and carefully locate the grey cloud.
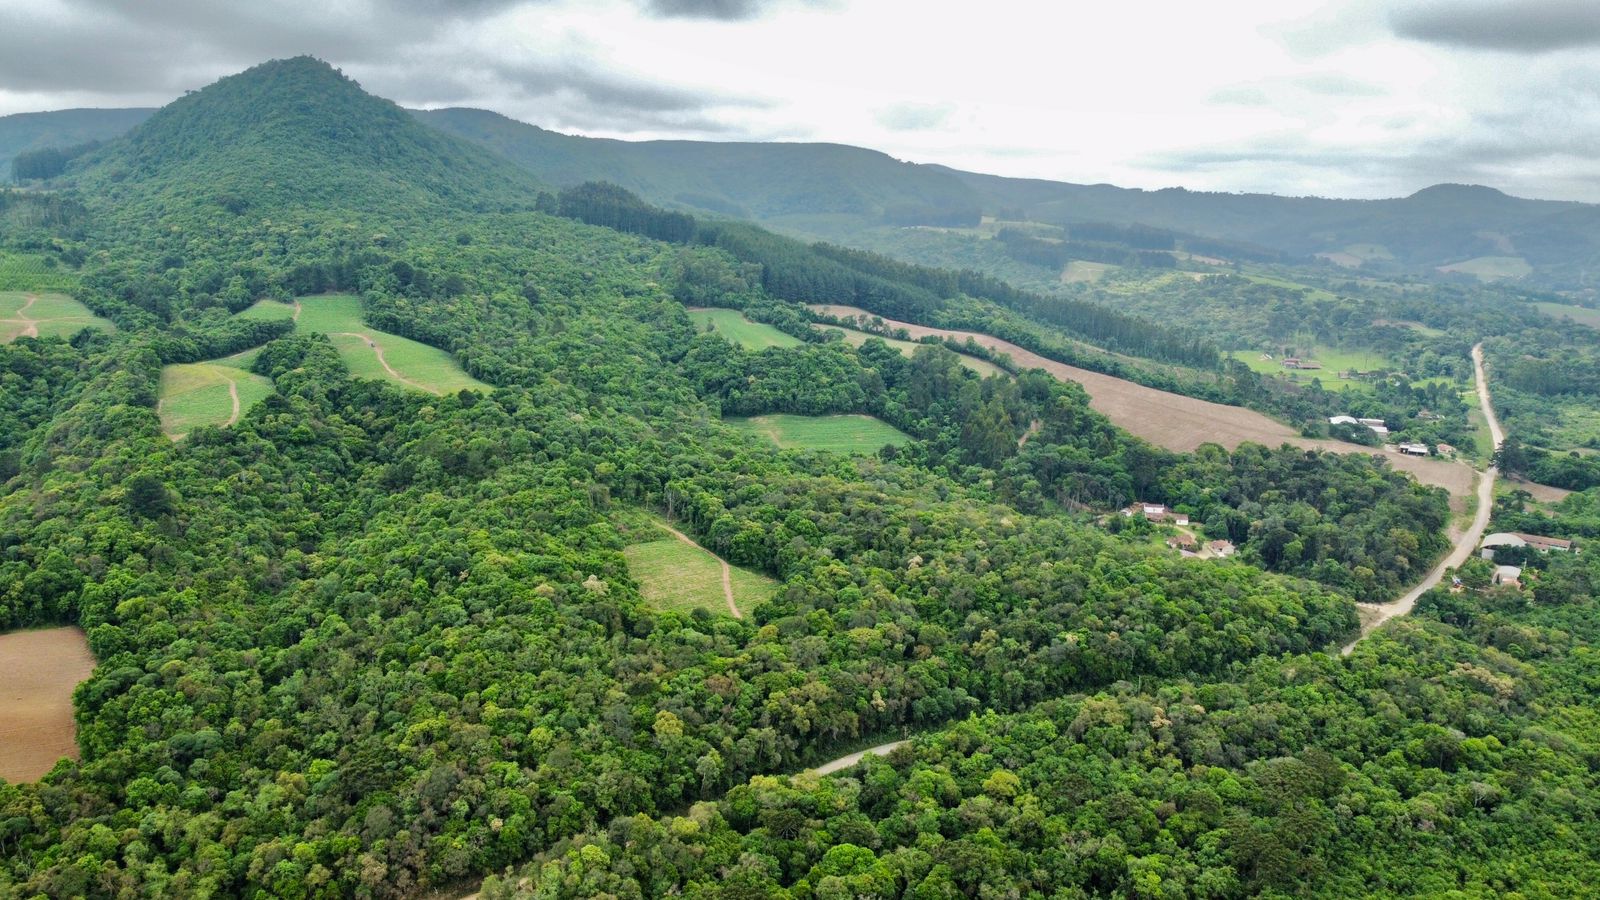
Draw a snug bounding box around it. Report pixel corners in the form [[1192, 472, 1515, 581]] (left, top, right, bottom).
[[643, 0, 827, 20], [876, 102, 954, 132], [0, 0, 763, 134], [1392, 0, 1600, 52]]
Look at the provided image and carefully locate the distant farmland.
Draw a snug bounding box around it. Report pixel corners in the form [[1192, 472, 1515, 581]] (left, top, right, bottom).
[[809, 304, 1472, 495], [1534, 301, 1600, 330]]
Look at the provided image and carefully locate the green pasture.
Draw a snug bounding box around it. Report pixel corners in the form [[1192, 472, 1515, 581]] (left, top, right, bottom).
[[158, 361, 273, 440], [689, 307, 803, 350], [1060, 261, 1117, 283], [730, 413, 911, 454], [238, 293, 488, 394], [1437, 256, 1531, 280], [1534, 301, 1600, 330], [1228, 344, 1394, 391], [0, 291, 113, 342], [622, 527, 776, 618]]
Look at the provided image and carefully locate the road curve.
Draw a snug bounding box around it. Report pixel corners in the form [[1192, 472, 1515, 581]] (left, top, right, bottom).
[[1341, 344, 1502, 654]]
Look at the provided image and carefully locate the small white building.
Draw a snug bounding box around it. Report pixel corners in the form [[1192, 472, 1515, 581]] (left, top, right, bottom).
[[1124, 503, 1189, 526], [1329, 415, 1359, 426], [1398, 442, 1429, 456], [1368, 425, 1390, 437], [1493, 565, 1522, 588], [1358, 417, 1387, 427]]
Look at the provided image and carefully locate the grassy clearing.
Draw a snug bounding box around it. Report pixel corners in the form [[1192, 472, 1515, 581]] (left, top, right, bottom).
[[1227, 345, 1394, 391], [238, 293, 488, 394], [730, 413, 911, 454], [688, 307, 802, 350], [621, 518, 777, 617], [820, 325, 1007, 378], [1239, 272, 1339, 302], [0, 291, 114, 342], [158, 361, 274, 440], [1060, 261, 1117, 283], [1437, 256, 1531, 280], [1534, 301, 1600, 330], [236, 299, 298, 321]]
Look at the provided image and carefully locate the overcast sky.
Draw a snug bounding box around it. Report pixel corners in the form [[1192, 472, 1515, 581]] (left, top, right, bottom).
[[5, 0, 1600, 200]]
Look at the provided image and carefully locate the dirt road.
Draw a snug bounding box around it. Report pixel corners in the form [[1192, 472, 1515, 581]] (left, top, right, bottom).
[[808, 306, 1471, 495], [1341, 344, 1502, 653], [658, 521, 741, 619], [810, 741, 908, 775]]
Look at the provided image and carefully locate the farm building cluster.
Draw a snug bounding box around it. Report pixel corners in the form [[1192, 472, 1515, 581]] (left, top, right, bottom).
[[1463, 531, 1577, 591], [1328, 415, 1451, 456]]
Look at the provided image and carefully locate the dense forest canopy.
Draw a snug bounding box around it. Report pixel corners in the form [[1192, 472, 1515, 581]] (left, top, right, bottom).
[[0, 55, 1593, 900]]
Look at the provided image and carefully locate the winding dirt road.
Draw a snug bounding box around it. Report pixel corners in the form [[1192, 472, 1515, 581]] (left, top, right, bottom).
[[658, 521, 741, 619], [1341, 344, 1502, 654]]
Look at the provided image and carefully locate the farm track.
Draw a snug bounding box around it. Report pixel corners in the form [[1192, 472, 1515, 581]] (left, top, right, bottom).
[[329, 331, 440, 395], [1342, 344, 1503, 654], [658, 521, 741, 619], [18, 292, 37, 337], [808, 305, 1472, 495]]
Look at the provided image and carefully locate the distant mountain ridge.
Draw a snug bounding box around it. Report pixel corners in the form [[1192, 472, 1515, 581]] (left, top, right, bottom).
[[11, 93, 1600, 286], [0, 107, 155, 178]]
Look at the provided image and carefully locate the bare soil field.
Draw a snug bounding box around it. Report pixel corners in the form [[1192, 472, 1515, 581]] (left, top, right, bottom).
[[0, 626, 95, 782], [809, 305, 1473, 495]]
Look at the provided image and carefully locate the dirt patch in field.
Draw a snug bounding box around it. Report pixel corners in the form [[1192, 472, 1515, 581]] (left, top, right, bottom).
[[0, 626, 95, 782], [809, 305, 1474, 495], [1506, 476, 1574, 504]]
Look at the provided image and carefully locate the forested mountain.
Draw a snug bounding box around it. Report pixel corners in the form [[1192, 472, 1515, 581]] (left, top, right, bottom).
[[73, 58, 541, 224], [1, 55, 1596, 900]]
